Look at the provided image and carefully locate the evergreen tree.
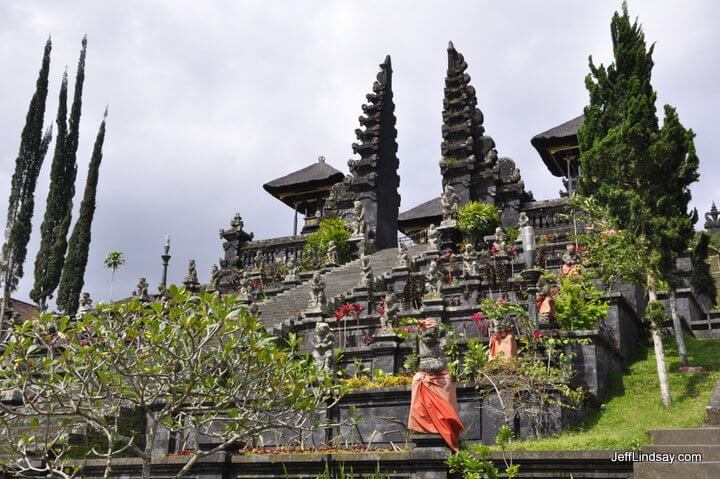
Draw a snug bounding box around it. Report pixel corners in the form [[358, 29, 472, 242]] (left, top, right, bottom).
[[0, 38, 52, 323], [30, 36, 87, 309], [57, 109, 107, 315], [578, 3, 699, 405]]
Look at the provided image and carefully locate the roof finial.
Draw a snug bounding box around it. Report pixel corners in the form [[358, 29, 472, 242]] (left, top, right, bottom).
[[318, 155, 325, 163]]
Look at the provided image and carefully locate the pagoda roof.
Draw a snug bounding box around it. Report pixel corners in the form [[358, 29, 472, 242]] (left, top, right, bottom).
[[398, 196, 443, 236], [530, 114, 584, 177], [263, 158, 345, 208]]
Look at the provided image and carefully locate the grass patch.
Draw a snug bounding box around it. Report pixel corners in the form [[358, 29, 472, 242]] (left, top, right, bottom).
[[505, 335, 720, 451]]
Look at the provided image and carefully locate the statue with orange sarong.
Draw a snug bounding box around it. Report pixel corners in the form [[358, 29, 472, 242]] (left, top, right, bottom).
[[408, 318, 464, 451], [488, 310, 517, 363]]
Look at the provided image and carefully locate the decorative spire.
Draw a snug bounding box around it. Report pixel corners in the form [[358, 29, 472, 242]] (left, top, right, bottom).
[[344, 55, 400, 249], [440, 41, 497, 204], [705, 202, 720, 231]]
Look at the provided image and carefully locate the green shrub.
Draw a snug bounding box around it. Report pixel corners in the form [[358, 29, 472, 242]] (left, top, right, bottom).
[[302, 217, 351, 267], [554, 273, 609, 330], [457, 201, 501, 242]]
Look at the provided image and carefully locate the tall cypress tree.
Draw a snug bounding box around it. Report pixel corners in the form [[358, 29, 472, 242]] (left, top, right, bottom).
[[578, 3, 699, 405], [57, 109, 107, 315], [30, 36, 87, 309], [1, 38, 52, 322]]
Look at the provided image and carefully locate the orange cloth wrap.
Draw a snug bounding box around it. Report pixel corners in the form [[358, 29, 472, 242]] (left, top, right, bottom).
[[488, 331, 517, 362], [408, 369, 464, 451]]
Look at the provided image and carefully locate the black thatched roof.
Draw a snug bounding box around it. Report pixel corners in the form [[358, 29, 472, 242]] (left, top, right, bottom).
[[530, 115, 584, 177], [264, 159, 344, 193], [398, 196, 442, 222]]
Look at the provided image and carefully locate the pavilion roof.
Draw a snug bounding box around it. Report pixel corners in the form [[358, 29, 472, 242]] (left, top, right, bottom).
[[530, 114, 584, 177]]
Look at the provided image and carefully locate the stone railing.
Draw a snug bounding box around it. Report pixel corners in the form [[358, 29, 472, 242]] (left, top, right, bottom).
[[237, 235, 307, 269], [521, 197, 576, 234]]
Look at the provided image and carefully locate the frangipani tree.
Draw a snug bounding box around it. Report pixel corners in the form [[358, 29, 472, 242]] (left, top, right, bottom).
[[0, 287, 341, 479]]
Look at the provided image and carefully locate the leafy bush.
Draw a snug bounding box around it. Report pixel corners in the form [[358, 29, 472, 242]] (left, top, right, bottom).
[[457, 201, 501, 241], [554, 273, 608, 330], [303, 217, 351, 267], [447, 425, 519, 478], [461, 338, 488, 382]]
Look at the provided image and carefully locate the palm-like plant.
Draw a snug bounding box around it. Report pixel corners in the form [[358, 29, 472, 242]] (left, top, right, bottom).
[[103, 250, 125, 301]]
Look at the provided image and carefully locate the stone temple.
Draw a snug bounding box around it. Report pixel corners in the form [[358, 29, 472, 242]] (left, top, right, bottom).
[[6, 41, 720, 478]]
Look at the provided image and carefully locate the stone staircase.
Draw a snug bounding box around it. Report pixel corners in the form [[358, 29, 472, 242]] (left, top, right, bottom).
[[257, 244, 426, 330], [690, 310, 720, 339], [633, 428, 720, 478]]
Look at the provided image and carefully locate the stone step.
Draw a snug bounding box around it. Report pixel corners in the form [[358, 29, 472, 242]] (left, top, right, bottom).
[[643, 445, 720, 461], [633, 461, 720, 479], [649, 428, 720, 445]]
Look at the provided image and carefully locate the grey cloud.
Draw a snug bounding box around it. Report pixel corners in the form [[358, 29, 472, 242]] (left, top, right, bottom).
[[0, 0, 717, 306]]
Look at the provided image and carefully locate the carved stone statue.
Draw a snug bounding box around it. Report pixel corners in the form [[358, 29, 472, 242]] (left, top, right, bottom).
[[397, 242, 410, 269], [252, 250, 265, 273], [536, 276, 558, 325], [561, 243, 581, 277], [380, 292, 399, 331], [359, 254, 373, 289], [183, 259, 200, 291], [351, 200, 367, 236], [308, 272, 327, 311], [78, 292, 93, 316], [417, 318, 447, 372], [441, 184, 460, 221], [312, 322, 336, 371], [518, 211, 529, 228], [238, 271, 251, 298], [493, 226, 507, 254], [427, 223, 440, 251], [408, 317, 463, 452], [462, 244, 480, 279], [326, 240, 339, 265], [208, 264, 220, 292], [133, 278, 150, 301], [424, 260, 443, 296], [705, 202, 720, 231], [285, 255, 300, 282]]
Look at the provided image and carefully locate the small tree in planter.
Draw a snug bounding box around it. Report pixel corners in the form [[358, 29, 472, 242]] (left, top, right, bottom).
[[302, 218, 351, 269], [456, 201, 501, 247]]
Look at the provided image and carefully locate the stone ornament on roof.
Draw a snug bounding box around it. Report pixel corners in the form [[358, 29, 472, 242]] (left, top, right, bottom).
[[208, 264, 220, 292], [705, 203, 720, 231]]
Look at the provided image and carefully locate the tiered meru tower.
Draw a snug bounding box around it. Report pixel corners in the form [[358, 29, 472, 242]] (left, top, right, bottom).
[[440, 42, 497, 204], [325, 56, 400, 249]]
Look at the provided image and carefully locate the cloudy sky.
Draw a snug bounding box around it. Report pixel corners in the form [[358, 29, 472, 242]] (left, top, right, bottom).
[[1, 0, 718, 306]]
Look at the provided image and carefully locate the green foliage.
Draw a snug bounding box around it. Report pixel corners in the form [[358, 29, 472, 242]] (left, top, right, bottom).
[[479, 298, 526, 321], [446, 425, 519, 478], [0, 286, 341, 474], [554, 273, 608, 330], [645, 300, 667, 329], [57, 110, 107, 314], [1, 38, 52, 301], [578, 3, 699, 283], [457, 201, 501, 240], [461, 338, 488, 382], [303, 217, 351, 267], [690, 232, 717, 305], [572, 196, 653, 289], [31, 37, 88, 307], [504, 336, 720, 451]]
